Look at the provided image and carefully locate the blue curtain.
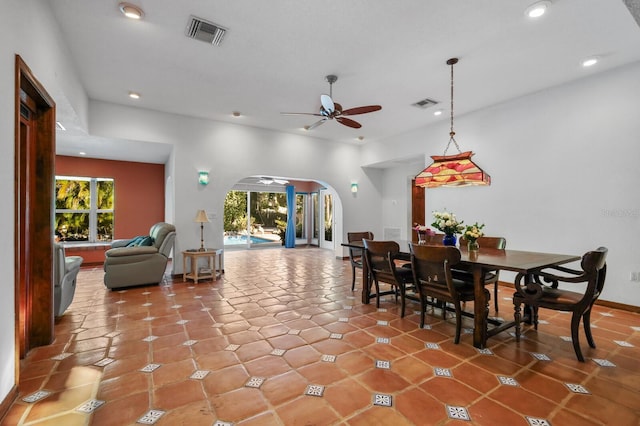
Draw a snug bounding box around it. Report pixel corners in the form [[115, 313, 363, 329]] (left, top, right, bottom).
[[285, 185, 296, 248]]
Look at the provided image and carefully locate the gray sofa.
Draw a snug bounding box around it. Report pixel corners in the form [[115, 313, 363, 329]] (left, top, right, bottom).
[[103, 222, 176, 289], [54, 243, 83, 317]]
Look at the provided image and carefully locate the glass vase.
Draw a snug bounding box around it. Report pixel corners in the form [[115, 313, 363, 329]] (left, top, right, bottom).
[[468, 240, 479, 252], [417, 231, 427, 245], [442, 234, 457, 247]]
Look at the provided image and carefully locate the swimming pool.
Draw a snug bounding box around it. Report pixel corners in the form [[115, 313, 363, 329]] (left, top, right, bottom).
[[223, 235, 276, 246]]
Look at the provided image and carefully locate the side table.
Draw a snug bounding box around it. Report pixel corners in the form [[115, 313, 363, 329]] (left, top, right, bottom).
[[182, 249, 224, 283]]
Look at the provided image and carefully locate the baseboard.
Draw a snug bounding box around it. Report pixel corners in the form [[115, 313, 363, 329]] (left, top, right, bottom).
[[0, 386, 18, 423], [498, 281, 640, 313]]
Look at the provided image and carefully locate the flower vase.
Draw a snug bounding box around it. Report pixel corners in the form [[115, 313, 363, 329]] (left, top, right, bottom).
[[418, 231, 427, 245], [442, 234, 457, 247], [468, 240, 480, 252]]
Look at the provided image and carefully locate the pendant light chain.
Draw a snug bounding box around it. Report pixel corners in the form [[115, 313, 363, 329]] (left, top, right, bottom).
[[444, 58, 462, 156]]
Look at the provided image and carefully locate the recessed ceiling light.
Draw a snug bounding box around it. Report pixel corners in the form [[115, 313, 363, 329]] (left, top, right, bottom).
[[433, 110, 443, 116], [128, 91, 141, 99], [232, 111, 241, 117], [79, 152, 86, 156], [582, 57, 599, 67], [525, 1, 551, 18], [303, 125, 310, 131], [55, 121, 66, 131], [357, 136, 364, 141], [119, 3, 144, 20]]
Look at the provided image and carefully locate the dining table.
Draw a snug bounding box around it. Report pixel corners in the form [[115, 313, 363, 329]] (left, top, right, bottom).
[[341, 239, 581, 348]]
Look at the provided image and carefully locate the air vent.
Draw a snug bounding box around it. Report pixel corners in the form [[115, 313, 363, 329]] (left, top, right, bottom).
[[412, 98, 439, 109], [186, 15, 227, 46]]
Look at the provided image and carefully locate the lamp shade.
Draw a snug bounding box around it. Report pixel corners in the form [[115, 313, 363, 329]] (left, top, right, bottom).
[[415, 151, 491, 188], [194, 210, 210, 223]]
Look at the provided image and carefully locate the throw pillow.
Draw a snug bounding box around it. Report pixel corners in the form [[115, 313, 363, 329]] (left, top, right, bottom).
[[126, 236, 145, 247], [138, 236, 154, 246]]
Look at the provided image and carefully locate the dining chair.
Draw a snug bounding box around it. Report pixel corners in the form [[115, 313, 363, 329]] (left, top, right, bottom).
[[347, 231, 374, 291], [410, 243, 489, 343], [513, 246, 608, 362], [362, 239, 414, 317], [456, 236, 507, 312]]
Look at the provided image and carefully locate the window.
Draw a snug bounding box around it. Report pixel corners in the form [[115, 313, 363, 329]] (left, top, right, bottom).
[[55, 176, 114, 242]]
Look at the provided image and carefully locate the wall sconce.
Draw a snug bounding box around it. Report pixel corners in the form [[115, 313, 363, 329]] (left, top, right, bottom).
[[351, 182, 358, 193], [198, 171, 209, 185]]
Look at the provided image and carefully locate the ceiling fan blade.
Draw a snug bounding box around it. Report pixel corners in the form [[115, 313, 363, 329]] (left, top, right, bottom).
[[341, 105, 382, 116], [320, 94, 334, 114], [281, 112, 323, 116], [307, 118, 328, 130], [336, 117, 362, 129]]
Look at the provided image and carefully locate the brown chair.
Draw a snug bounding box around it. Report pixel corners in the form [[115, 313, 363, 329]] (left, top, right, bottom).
[[410, 243, 489, 343], [347, 231, 374, 291], [513, 247, 608, 362], [456, 236, 506, 312], [363, 239, 414, 317]]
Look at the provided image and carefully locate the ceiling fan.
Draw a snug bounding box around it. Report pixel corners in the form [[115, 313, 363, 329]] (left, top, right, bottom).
[[257, 177, 289, 185], [282, 75, 382, 130]]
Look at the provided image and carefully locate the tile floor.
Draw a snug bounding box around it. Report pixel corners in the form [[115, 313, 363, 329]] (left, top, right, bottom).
[[2, 247, 640, 425]]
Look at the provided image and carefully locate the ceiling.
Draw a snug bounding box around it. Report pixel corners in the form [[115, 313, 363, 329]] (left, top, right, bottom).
[[50, 0, 640, 164]]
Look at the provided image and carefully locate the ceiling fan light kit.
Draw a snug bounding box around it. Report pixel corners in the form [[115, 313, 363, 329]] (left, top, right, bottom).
[[415, 58, 491, 188], [281, 75, 381, 130]]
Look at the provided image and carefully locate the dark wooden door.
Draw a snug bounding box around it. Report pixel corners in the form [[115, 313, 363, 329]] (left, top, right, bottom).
[[411, 179, 425, 242]]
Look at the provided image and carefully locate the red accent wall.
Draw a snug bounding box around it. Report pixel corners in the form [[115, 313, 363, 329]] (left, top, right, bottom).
[[56, 156, 165, 264]]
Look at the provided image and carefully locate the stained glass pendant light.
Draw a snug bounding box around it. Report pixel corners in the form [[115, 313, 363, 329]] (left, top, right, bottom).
[[415, 58, 491, 188]]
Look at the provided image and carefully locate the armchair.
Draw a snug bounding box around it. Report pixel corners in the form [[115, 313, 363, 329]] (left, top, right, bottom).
[[104, 222, 176, 289], [54, 243, 83, 317]]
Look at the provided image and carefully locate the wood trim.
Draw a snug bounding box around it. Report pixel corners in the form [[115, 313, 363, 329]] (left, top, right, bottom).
[[14, 55, 56, 383], [0, 386, 18, 422]]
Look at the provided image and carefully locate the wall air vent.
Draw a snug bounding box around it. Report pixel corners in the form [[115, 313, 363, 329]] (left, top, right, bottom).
[[186, 15, 227, 46], [412, 98, 439, 109]]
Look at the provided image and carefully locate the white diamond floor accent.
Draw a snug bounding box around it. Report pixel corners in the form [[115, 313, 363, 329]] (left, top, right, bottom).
[[176, 320, 189, 325], [631, 326, 640, 332], [477, 348, 493, 355], [182, 340, 197, 346], [462, 328, 473, 334], [377, 320, 389, 326], [425, 342, 440, 350], [498, 376, 519, 386], [560, 336, 572, 342], [373, 394, 392, 407], [111, 314, 124, 318], [447, 405, 470, 421], [166, 293, 176, 297], [338, 317, 349, 322], [248, 326, 260, 331], [593, 358, 616, 367], [190, 370, 210, 380], [142, 336, 159, 342], [346, 296, 355, 300], [600, 312, 614, 317], [137, 409, 165, 424], [376, 360, 390, 369], [141, 291, 151, 295], [104, 331, 120, 338], [142, 316, 156, 321], [22, 390, 51, 403], [194, 295, 203, 299], [342, 305, 353, 310], [245, 377, 265, 388], [288, 329, 301, 335], [434, 368, 452, 377], [531, 353, 551, 361], [304, 384, 325, 397], [377, 308, 387, 312], [171, 305, 182, 309], [421, 324, 432, 330], [94, 358, 115, 367], [538, 319, 550, 324], [142, 303, 152, 307], [140, 363, 161, 372], [565, 383, 590, 394], [225, 344, 240, 351], [329, 333, 343, 339], [301, 314, 312, 319], [321, 354, 336, 362], [213, 421, 234, 426], [377, 337, 390, 344], [76, 399, 105, 413], [614, 340, 634, 347], [115, 300, 126, 304], [270, 349, 286, 356], [525, 417, 551, 426], [201, 307, 212, 311]]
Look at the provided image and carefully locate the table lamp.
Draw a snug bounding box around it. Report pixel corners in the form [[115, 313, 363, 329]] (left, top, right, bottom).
[[194, 210, 210, 251]]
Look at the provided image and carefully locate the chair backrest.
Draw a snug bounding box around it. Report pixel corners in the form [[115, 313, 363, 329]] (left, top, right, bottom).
[[347, 231, 374, 259], [422, 233, 445, 246], [459, 236, 506, 250], [582, 246, 608, 298], [410, 244, 461, 296], [363, 239, 401, 282], [149, 222, 177, 257]]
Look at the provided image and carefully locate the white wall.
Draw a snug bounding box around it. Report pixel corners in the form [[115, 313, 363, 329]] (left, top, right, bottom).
[[88, 100, 385, 265], [363, 61, 640, 305], [0, 0, 90, 407]]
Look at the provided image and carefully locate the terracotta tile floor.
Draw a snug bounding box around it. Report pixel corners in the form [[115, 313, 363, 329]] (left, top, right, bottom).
[[3, 247, 640, 425]]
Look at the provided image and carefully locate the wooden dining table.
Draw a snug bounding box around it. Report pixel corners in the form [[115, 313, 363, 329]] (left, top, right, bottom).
[[342, 240, 580, 348]]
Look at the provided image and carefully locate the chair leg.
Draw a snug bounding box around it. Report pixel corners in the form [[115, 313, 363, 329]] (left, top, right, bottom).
[[374, 279, 381, 308], [494, 282, 499, 312], [453, 305, 463, 344], [571, 311, 585, 362], [533, 306, 539, 330], [420, 299, 426, 329], [399, 283, 406, 318], [514, 302, 522, 341], [583, 308, 596, 348], [351, 265, 356, 291]]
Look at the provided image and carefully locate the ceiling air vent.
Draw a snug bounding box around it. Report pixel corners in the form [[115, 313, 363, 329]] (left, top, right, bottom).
[[186, 15, 227, 46], [412, 98, 439, 109]]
